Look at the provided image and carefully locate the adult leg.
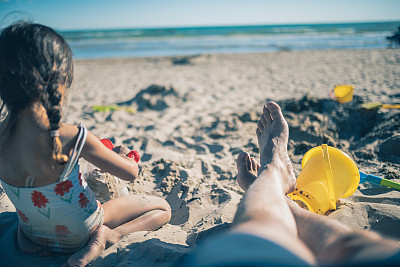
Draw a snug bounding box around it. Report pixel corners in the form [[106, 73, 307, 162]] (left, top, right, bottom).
[[237, 146, 400, 265], [236, 104, 400, 266], [287, 199, 400, 266], [232, 102, 316, 265], [238, 151, 400, 266], [237, 149, 400, 266]]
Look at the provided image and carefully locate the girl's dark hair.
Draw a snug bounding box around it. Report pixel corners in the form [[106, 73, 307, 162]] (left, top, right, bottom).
[[0, 22, 73, 164]]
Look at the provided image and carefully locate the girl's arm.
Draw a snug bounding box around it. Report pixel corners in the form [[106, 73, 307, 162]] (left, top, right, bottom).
[[80, 130, 139, 181]]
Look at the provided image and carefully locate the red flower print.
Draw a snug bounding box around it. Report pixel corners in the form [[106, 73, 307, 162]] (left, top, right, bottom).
[[31, 191, 49, 208], [54, 180, 73, 196], [79, 193, 89, 208], [17, 209, 29, 223], [55, 225, 71, 237]]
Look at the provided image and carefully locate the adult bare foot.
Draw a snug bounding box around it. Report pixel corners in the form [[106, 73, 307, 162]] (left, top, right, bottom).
[[236, 152, 260, 191], [64, 225, 121, 267], [256, 101, 296, 194], [18, 224, 50, 256]]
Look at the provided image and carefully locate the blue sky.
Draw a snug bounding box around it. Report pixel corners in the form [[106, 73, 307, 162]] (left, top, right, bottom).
[[1, 0, 400, 30]]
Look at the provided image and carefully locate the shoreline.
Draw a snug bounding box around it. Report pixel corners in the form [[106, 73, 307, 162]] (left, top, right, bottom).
[[72, 47, 397, 61]]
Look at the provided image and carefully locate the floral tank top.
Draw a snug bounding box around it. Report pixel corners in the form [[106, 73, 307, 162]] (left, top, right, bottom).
[[0, 124, 104, 253]]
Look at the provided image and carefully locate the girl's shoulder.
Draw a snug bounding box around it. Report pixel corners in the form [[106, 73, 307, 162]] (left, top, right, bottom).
[[59, 123, 81, 140], [59, 123, 84, 153], [60, 123, 100, 158]]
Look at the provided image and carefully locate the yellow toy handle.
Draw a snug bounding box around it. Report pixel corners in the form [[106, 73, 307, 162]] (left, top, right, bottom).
[[381, 104, 400, 109]]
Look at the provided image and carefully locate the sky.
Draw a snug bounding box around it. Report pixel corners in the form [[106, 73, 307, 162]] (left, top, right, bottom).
[[1, 0, 400, 30]]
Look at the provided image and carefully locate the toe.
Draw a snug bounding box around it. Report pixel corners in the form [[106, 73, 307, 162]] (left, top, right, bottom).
[[236, 152, 250, 167], [259, 112, 267, 127], [266, 101, 284, 122], [250, 157, 258, 171], [256, 127, 261, 137], [262, 105, 273, 124], [257, 119, 264, 130], [249, 157, 254, 171]]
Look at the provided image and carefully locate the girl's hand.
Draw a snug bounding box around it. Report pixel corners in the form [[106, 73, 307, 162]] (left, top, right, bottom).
[[100, 139, 140, 162], [112, 145, 130, 157], [112, 145, 140, 162]]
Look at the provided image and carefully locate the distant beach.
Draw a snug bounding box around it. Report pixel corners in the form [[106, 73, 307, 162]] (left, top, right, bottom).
[[60, 21, 400, 59]]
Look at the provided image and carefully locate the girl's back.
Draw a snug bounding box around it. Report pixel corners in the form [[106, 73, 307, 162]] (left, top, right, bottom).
[[0, 106, 78, 188]]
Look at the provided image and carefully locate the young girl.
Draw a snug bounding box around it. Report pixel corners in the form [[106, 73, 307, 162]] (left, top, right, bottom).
[[0, 22, 171, 266]]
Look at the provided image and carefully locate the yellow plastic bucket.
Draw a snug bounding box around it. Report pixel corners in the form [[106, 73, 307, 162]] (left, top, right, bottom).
[[330, 84, 355, 103], [288, 144, 360, 214]]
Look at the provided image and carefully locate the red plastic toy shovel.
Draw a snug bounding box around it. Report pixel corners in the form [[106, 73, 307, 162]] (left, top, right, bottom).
[[127, 150, 140, 163], [100, 139, 114, 150]]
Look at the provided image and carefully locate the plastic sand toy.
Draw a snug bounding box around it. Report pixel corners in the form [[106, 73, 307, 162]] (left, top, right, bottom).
[[359, 172, 400, 191], [329, 84, 355, 103], [288, 144, 359, 214], [360, 102, 400, 110], [93, 105, 136, 114], [329, 85, 400, 109]]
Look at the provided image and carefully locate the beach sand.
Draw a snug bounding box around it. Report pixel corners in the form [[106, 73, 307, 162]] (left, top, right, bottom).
[[1, 49, 399, 266]]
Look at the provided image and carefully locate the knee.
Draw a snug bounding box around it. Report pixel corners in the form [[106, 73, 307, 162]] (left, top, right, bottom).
[[158, 198, 172, 224]]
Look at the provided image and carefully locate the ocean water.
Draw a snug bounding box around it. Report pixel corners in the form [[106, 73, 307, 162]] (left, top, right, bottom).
[[60, 22, 400, 59]]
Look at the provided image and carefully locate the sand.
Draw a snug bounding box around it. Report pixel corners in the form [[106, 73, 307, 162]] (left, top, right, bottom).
[[1, 49, 399, 266]]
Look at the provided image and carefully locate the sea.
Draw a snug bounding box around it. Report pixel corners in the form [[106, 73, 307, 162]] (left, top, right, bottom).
[[60, 21, 400, 59]]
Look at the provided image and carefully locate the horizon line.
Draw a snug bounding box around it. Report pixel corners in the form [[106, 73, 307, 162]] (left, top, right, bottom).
[[57, 20, 400, 32]]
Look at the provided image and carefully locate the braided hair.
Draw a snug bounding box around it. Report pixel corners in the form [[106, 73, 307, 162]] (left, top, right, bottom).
[[0, 22, 73, 164]]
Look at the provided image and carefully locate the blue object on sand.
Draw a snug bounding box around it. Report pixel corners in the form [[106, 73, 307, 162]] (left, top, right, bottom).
[[359, 172, 400, 191]]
